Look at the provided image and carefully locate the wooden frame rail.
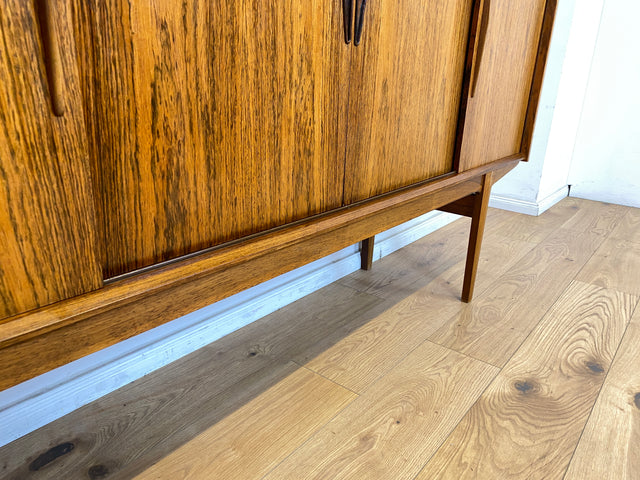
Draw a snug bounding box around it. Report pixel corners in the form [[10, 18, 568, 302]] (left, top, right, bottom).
[[0, 156, 520, 391]]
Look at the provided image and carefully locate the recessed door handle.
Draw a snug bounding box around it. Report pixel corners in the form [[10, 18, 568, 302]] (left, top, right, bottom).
[[343, 0, 353, 44], [354, 0, 368, 46], [469, 0, 491, 98], [36, 0, 65, 116]]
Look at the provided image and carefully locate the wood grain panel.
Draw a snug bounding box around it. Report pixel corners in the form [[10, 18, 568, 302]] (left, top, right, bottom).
[[264, 341, 498, 480], [565, 306, 640, 479], [417, 281, 637, 479], [458, 0, 548, 171], [73, 0, 349, 278], [520, 0, 558, 155], [0, 0, 101, 318], [343, 0, 472, 203], [134, 366, 356, 480]]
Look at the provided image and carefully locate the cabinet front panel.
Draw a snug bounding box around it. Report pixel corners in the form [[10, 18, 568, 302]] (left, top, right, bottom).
[[0, 0, 102, 318], [75, 1, 349, 278], [343, 0, 472, 204], [458, 0, 547, 171]]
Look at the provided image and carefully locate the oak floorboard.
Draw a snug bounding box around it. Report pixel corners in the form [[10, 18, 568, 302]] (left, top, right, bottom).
[[337, 219, 471, 302], [2, 199, 637, 480], [565, 305, 640, 479], [133, 366, 356, 480], [416, 281, 637, 480], [336, 208, 524, 305], [302, 279, 467, 394], [576, 236, 640, 296], [490, 197, 582, 243], [559, 198, 627, 237], [303, 231, 536, 393], [0, 284, 385, 480], [609, 207, 640, 241], [428, 228, 606, 366], [264, 341, 499, 480]]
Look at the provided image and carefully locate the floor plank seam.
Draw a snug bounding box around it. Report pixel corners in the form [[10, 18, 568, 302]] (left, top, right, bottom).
[[292, 362, 361, 397], [256, 371, 360, 480], [490, 262, 607, 371], [359, 334, 455, 394], [300, 337, 416, 397], [560, 296, 640, 480], [632, 297, 640, 321], [424, 211, 608, 371], [564, 208, 624, 270], [5, 199, 637, 479], [407, 363, 503, 480], [423, 337, 502, 370], [334, 278, 401, 302]]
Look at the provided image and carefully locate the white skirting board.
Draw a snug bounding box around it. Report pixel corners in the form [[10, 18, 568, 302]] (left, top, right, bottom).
[[0, 210, 459, 447], [489, 186, 569, 216]]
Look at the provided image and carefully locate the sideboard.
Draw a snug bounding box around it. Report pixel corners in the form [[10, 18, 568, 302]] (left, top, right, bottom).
[[0, 0, 557, 390]]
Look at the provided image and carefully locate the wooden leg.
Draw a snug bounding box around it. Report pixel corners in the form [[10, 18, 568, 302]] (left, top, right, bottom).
[[360, 236, 375, 270], [461, 172, 494, 303]]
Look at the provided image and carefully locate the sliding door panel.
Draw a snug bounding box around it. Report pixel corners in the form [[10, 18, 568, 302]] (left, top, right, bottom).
[[344, 0, 472, 203], [0, 0, 101, 318], [74, 1, 349, 278], [458, 0, 548, 171]]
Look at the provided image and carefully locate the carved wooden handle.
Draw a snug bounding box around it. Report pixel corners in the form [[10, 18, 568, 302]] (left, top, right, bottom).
[[469, 0, 491, 98], [343, 0, 353, 44], [37, 0, 65, 116], [354, 0, 368, 46]]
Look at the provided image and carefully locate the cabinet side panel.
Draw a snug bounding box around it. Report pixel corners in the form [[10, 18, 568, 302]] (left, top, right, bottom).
[[458, 0, 548, 171], [343, 0, 472, 203], [77, 0, 349, 278], [520, 0, 558, 156], [0, 0, 102, 318]]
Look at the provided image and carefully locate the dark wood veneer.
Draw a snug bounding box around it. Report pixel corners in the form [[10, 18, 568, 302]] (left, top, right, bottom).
[[0, 0, 101, 319]]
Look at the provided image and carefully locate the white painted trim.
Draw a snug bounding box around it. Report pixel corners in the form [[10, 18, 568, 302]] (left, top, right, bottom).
[[537, 186, 570, 214], [489, 186, 568, 216], [0, 210, 459, 447], [489, 194, 541, 216]]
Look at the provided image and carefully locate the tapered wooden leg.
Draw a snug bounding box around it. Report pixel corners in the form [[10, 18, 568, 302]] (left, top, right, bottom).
[[360, 236, 375, 270], [461, 172, 494, 303]]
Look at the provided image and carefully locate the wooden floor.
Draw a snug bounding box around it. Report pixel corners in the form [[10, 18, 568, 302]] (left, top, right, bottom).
[[1, 197, 639, 479]]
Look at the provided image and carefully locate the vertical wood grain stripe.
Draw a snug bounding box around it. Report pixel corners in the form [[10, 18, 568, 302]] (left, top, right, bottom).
[[0, 0, 101, 318]]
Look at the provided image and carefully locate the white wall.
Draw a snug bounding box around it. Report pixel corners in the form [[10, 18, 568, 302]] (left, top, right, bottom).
[[495, 0, 640, 211], [538, 0, 605, 202], [567, 0, 640, 208]]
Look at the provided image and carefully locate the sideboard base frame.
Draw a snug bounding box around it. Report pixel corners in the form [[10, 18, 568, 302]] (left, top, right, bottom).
[[0, 156, 520, 391]]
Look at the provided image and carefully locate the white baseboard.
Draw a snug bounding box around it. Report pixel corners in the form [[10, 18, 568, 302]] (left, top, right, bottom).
[[569, 185, 640, 209], [489, 186, 569, 216], [0, 210, 459, 447], [537, 186, 571, 214]]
